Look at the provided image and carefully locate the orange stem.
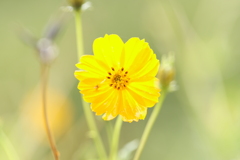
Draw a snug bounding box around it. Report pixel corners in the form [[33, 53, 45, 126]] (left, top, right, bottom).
[[41, 65, 59, 160]]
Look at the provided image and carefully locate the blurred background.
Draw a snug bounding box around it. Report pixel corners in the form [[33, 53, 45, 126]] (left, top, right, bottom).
[[1, 0, 240, 159]]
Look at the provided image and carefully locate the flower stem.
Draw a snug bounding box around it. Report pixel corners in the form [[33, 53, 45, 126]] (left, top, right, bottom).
[[106, 121, 113, 147], [74, 9, 84, 59], [0, 128, 20, 160], [109, 116, 123, 160], [133, 90, 167, 160], [74, 9, 107, 160], [82, 100, 108, 160], [41, 65, 59, 160]]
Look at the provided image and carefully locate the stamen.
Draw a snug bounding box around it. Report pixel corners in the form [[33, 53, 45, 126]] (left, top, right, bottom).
[[109, 68, 129, 90]]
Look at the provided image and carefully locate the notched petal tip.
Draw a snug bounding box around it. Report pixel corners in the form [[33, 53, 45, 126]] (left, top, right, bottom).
[[104, 34, 121, 39], [120, 111, 147, 123], [102, 113, 116, 121], [126, 37, 141, 43], [121, 116, 140, 123]]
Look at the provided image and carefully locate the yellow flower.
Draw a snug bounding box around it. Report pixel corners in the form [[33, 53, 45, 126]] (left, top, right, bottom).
[[74, 34, 160, 122]]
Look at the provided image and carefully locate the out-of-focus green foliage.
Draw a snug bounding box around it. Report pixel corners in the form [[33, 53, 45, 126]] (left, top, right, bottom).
[[1, 0, 240, 159]]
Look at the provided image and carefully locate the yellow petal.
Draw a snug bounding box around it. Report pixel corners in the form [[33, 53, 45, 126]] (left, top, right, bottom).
[[93, 34, 124, 68], [74, 70, 103, 81], [91, 89, 116, 115], [120, 89, 147, 122], [131, 55, 159, 79], [127, 83, 159, 104], [76, 55, 109, 76], [122, 38, 148, 70], [81, 83, 111, 102]]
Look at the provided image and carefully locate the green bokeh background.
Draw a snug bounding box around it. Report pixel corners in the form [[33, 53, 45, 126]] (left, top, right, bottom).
[[1, 0, 240, 159]]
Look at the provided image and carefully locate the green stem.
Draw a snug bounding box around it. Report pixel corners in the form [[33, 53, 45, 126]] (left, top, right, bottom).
[[74, 9, 84, 59], [106, 121, 113, 147], [82, 101, 108, 160], [133, 90, 167, 160], [109, 116, 123, 160], [74, 9, 107, 160], [0, 128, 20, 160]]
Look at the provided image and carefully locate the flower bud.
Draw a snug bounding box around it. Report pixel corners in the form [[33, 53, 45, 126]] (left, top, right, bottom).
[[68, 0, 84, 11], [37, 38, 58, 64], [159, 53, 177, 91]]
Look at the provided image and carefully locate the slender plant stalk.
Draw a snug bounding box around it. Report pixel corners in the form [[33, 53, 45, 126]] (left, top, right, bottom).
[[133, 90, 167, 160], [109, 116, 123, 160], [74, 9, 107, 160], [82, 100, 108, 160], [106, 121, 113, 147], [41, 65, 59, 160], [74, 9, 84, 60], [0, 128, 20, 160]]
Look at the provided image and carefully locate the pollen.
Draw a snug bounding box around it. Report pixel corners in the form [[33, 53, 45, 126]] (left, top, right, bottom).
[[107, 67, 130, 90]]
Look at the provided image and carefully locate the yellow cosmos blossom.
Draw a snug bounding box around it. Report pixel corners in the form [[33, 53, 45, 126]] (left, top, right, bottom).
[[74, 34, 160, 122]]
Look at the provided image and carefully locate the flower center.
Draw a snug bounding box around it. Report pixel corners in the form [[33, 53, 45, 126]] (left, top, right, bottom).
[[107, 67, 130, 90], [113, 74, 122, 82]]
